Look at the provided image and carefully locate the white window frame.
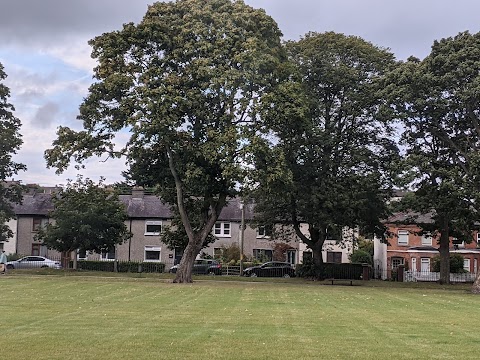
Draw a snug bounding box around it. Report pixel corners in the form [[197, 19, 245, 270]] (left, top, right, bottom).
[[411, 257, 417, 272], [145, 220, 162, 236], [101, 248, 116, 261], [421, 233, 432, 246], [398, 230, 409, 246], [257, 225, 272, 238], [477, 233, 480, 247], [144, 246, 161, 262], [77, 249, 89, 260], [464, 258, 471, 273], [420, 257, 430, 273], [214, 222, 231, 237], [391, 257, 404, 270]]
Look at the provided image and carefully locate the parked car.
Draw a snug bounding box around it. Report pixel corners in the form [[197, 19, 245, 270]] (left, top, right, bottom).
[[169, 259, 222, 275], [6, 256, 62, 270], [243, 261, 295, 278]]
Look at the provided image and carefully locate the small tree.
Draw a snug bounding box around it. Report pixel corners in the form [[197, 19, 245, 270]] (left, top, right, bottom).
[[36, 177, 131, 268], [0, 62, 26, 242], [349, 249, 372, 265]]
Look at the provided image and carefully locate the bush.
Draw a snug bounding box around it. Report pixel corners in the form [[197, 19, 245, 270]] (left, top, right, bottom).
[[349, 249, 372, 265], [74, 260, 166, 273], [296, 258, 366, 280], [431, 254, 467, 273]]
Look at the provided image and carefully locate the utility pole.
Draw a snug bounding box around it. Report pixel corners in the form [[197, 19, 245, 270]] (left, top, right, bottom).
[[240, 201, 245, 275]]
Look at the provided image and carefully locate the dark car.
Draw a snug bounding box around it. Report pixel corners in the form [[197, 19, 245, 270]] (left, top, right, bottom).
[[6, 256, 62, 270], [169, 259, 222, 275], [243, 261, 295, 278]]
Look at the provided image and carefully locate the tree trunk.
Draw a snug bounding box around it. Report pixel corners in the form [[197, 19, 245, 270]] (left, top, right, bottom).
[[472, 272, 480, 294], [311, 240, 325, 280], [173, 237, 203, 283], [72, 249, 78, 270], [438, 229, 450, 285]]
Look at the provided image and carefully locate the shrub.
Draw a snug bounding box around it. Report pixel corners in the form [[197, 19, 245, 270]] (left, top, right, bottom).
[[349, 249, 372, 265], [74, 260, 165, 273], [297, 258, 366, 280], [431, 254, 467, 273]]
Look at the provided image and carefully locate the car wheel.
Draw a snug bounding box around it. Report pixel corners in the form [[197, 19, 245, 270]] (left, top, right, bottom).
[[250, 272, 258, 277], [283, 273, 291, 278], [41, 265, 48, 268], [208, 271, 216, 276]]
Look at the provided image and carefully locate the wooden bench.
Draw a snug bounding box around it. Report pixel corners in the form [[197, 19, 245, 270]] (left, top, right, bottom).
[[326, 278, 353, 286]]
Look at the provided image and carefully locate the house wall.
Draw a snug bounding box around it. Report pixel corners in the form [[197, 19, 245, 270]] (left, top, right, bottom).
[[384, 224, 480, 278], [0, 218, 17, 255], [116, 218, 174, 263]]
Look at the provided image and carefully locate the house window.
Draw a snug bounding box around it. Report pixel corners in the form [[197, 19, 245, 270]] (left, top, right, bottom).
[[327, 251, 342, 264], [145, 221, 162, 235], [32, 217, 48, 232], [477, 233, 480, 247], [78, 249, 88, 260], [411, 257, 417, 272], [101, 248, 116, 261], [287, 250, 296, 265], [421, 233, 432, 246], [464, 258, 471, 273], [420, 257, 430, 273], [453, 238, 465, 249], [397, 230, 409, 246], [31, 244, 47, 257], [257, 225, 272, 238], [253, 249, 273, 262], [144, 246, 161, 262], [391, 257, 404, 270], [214, 222, 231, 237]]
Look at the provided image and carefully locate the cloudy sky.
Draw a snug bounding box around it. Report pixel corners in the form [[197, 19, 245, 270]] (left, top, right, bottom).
[[1, 0, 480, 187]]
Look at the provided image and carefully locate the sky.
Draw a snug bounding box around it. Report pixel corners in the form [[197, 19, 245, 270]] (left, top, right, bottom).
[[1, 0, 480, 187]]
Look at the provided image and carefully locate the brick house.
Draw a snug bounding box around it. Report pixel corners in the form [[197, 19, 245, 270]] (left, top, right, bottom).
[[374, 212, 480, 279]]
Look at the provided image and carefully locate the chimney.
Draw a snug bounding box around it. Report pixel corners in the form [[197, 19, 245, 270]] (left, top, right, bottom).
[[132, 186, 144, 199]]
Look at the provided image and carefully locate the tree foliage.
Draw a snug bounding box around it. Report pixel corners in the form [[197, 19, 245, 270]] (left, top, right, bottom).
[[253, 32, 400, 278], [45, 0, 284, 282], [36, 177, 130, 258], [0, 62, 26, 242], [390, 31, 480, 284]]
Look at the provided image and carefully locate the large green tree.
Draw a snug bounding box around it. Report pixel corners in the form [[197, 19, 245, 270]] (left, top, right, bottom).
[[45, 0, 284, 282], [253, 32, 400, 278], [389, 32, 480, 285], [36, 177, 130, 267], [0, 62, 26, 242]]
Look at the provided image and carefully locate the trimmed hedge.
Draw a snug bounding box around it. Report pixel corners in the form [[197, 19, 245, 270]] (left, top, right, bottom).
[[72, 260, 166, 273], [297, 259, 367, 280]]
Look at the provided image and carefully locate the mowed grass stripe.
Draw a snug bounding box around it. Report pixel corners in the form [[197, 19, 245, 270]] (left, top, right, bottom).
[[1, 276, 479, 359]]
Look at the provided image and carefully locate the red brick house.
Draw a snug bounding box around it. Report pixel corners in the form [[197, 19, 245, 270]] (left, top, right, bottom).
[[374, 212, 480, 280]]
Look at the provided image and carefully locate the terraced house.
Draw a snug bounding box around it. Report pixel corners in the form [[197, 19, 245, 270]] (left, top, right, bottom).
[[4, 186, 354, 270]]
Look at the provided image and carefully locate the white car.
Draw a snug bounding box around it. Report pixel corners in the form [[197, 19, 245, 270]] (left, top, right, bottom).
[[6, 256, 62, 270]]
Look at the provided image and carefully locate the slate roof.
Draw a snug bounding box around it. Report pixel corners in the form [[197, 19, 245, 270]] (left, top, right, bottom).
[[13, 194, 54, 216], [385, 211, 435, 225], [13, 192, 254, 221]]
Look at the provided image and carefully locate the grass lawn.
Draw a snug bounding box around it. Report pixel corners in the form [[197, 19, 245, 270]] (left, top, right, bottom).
[[0, 274, 479, 360]]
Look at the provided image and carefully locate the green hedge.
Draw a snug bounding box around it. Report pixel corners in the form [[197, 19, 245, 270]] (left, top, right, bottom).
[[72, 260, 166, 273], [297, 259, 368, 280]]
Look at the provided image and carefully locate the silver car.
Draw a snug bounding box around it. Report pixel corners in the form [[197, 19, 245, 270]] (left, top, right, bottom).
[[6, 256, 62, 270]]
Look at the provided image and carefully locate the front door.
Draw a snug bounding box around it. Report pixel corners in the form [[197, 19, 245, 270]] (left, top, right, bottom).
[[174, 248, 184, 265]]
